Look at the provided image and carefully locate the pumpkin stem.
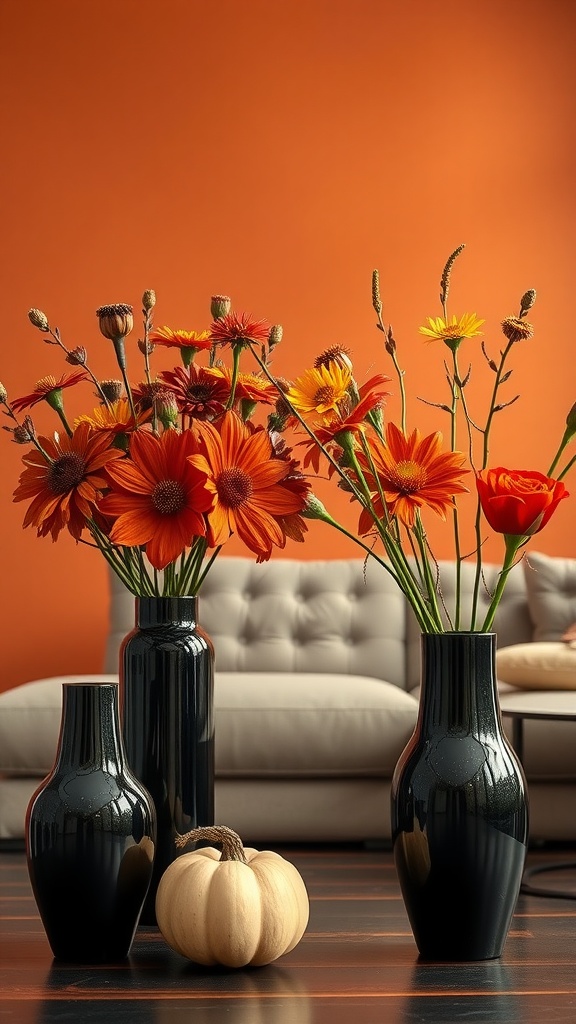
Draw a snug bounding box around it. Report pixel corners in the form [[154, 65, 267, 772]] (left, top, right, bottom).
[[175, 825, 248, 862]]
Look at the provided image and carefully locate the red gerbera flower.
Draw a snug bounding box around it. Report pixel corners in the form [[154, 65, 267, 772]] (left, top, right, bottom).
[[188, 411, 308, 559], [98, 428, 214, 569], [159, 365, 231, 420], [13, 421, 124, 540], [209, 312, 269, 348], [11, 371, 88, 413]]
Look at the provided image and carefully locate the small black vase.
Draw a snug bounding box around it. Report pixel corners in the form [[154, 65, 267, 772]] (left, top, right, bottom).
[[26, 682, 155, 962], [391, 632, 528, 961], [120, 596, 215, 925]]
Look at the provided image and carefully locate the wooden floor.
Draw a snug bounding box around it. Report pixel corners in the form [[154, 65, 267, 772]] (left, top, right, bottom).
[[2, 844, 576, 1023]]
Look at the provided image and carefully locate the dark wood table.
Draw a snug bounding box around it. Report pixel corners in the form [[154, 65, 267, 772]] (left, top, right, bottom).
[[2, 844, 576, 1023]]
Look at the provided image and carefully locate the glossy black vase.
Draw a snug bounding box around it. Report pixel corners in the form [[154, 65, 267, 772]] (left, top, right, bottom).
[[120, 596, 215, 925], [26, 683, 155, 962], [391, 632, 528, 961]]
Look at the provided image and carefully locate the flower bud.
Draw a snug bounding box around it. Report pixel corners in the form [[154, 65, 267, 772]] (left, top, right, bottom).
[[372, 270, 382, 316], [268, 324, 283, 350], [520, 289, 536, 316], [142, 289, 156, 311], [210, 295, 232, 319], [28, 308, 50, 332], [100, 379, 124, 402], [301, 493, 335, 522], [12, 415, 36, 444], [315, 346, 353, 372], [157, 393, 179, 430], [96, 303, 134, 341], [385, 325, 396, 355], [66, 346, 88, 366]]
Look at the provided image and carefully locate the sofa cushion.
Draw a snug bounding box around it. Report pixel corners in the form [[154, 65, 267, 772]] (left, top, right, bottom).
[[215, 672, 418, 777], [0, 675, 117, 775], [524, 552, 576, 641], [496, 642, 576, 690], [0, 672, 418, 780]]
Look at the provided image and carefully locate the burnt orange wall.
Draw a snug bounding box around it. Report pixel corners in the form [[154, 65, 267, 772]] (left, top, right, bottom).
[[1, 0, 575, 690]]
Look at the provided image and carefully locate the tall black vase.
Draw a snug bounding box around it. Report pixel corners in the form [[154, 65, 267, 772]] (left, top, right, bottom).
[[391, 632, 528, 961], [26, 682, 155, 962], [120, 596, 215, 926]]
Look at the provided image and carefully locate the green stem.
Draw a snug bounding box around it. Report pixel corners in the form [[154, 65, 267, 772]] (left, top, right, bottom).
[[450, 351, 463, 629], [470, 339, 515, 629], [557, 451, 576, 481], [480, 536, 525, 632], [548, 428, 573, 478], [226, 345, 242, 410]]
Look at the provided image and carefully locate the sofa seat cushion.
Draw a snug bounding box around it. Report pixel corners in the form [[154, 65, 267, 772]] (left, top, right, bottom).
[[0, 673, 418, 780], [215, 672, 418, 777]]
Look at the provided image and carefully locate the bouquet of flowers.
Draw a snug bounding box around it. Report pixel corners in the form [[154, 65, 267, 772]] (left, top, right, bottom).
[[247, 246, 575, 633], [1, 293, 310, 596]]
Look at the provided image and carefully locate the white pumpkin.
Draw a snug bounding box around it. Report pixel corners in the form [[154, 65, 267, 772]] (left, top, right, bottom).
[[155, 825, 310, 968]]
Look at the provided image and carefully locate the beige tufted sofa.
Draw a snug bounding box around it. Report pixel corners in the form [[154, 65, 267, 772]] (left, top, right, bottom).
[[1, 553, 576, 844]]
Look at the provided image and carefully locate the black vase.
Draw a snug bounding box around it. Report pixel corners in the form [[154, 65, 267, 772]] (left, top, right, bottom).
[[120, 596, 215, 926], [26, 682, 155, 963], [391, 632, 528, 961]]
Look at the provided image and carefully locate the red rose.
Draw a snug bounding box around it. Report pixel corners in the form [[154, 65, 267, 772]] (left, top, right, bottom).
[[476, 468, 569, 537]]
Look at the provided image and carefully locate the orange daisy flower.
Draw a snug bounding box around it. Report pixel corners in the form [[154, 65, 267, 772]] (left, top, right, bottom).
[[356, 422, 469, 529], [299, 373, 392, 472], [150, 327, 213, 367], [159, 365, 231, 420], [188, 411, 309, 559], [98, 429, 215, 570], [215, 367, 279, 405], [13, 421, 124, 540], [11, 371, 88, 413], [150, 326, 213, 351], [75, 399, 152, 438], [209, 312, 269, 348]]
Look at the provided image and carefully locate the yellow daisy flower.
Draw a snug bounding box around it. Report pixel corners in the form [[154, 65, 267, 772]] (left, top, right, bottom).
[[286, 363, 352, 422], [419, 313, 484, 345]]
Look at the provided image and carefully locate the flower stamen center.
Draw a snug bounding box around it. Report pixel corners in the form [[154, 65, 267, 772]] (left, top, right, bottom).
[[47, 453, 86, 495], [151, 479, 186, 515], [390, 460, 428, 494], [188, 384, 214, 402], [313, 385, 337, 407], [216, 467, 253, 508]]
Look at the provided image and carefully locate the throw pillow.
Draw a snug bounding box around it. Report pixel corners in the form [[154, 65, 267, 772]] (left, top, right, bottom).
[[523, 551, 576, 642], [496, 642, 576, 690]]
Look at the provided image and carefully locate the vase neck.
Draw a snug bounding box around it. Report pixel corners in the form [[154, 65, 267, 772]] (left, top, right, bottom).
[[135, 596, 198, 628], [418, 632, 499, 733], [55, 683, 124, 771]]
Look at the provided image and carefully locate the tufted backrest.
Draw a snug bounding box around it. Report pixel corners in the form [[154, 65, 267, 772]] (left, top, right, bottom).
[[105, 555, 533, 692], [105, 557, 408, 689]]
